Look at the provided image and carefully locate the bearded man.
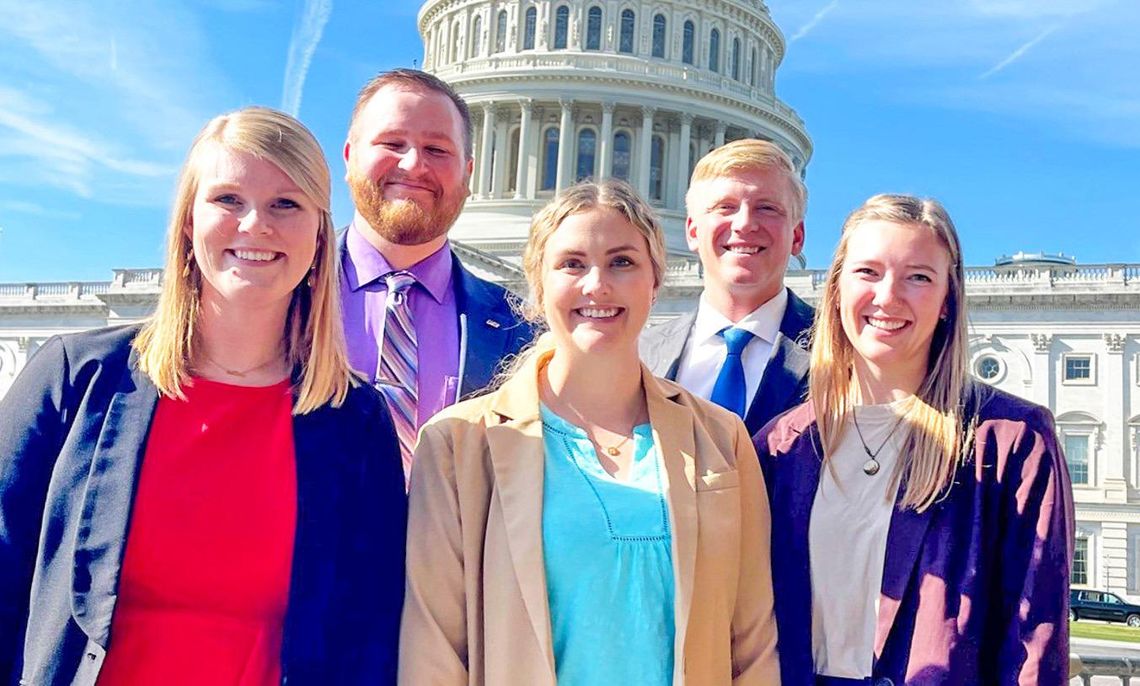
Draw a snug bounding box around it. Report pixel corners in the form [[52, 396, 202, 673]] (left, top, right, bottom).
[[340, 69, 533, 478]]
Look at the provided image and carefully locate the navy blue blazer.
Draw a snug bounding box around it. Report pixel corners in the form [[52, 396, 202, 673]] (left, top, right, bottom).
[[337, 233, 536, 402], [0, 325, 407, 686], [638, 288, 815, 435]]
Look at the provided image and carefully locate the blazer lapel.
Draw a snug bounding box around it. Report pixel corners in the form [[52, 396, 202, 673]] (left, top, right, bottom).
[[71, 356, 159, 646], [486, 348, 555, 674], [454, 258, 519, 399], [639, 310, 696, 381], [873, 495, 936, 656], [745, 332, 810, 435], [644, 371, 698, 658]]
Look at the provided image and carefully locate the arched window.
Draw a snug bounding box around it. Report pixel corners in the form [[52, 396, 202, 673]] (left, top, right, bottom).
[[470, 16, 483, 58], [709, 28, 720, 72], [586, 7, 602, 50], [523, 7, 536, 50], [576, 129, 597, 181], [652, 14, 666, 58], [619, 9, 635, 54], [495, 10, 507, 53], [682, 20, 694, 65], [732, 37, 741, 80], [750, 47, 758, 86], [649, 135, 665, 200], [541, 128, 559, 190], [507, 128, 520, 193], [612, 131, 632, 180], [554, 6, 569, 50]]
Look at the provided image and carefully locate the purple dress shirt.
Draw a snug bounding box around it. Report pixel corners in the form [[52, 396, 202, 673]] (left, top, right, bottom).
[[756, 384, 1074, 685], [340, 224, 460, 430]]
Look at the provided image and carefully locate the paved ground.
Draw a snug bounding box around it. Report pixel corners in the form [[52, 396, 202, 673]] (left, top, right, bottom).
[[1071, 636, 1140, 684]]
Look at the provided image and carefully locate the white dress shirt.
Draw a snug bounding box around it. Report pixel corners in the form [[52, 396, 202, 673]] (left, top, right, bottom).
[[674, 289, 788, 410]]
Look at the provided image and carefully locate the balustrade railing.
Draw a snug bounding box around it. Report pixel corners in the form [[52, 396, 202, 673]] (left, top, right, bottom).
[[1072, 653, 1140, 684]]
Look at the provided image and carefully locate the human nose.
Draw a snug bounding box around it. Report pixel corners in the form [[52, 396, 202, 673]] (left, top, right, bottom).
[[397, 147, 426, 173], [237, 208, 272, 236], [581, 266, 610, 296], [872, 275, 900, 307], [730, 205, 757, 232]]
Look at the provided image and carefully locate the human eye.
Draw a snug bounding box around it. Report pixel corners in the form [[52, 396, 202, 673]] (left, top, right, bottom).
[[426, 145, 453, 157], [851, 265, 878, 278], [557, 257, 585, 270], [272, 197, 303, 211], [910, 272, 933, 283], [212, 193, 241, 207], [611, 254, 635, 268]]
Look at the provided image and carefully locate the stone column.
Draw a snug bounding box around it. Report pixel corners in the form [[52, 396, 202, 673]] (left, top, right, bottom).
[[1029, 333, 1053, 408], [555, 99, 573, 191], [515, 99, 533, 200], [676, 112, 693, 206], [492, 115, 510, 198], [478, 104, 497, 199], [1105, 333, 1128, 501], [599, 101, 615, 178], [1102, 521, 1130, 596], [637, 105, 655, 197], [714, 121, 726, 148]]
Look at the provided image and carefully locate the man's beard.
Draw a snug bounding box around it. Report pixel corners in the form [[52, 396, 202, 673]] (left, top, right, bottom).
[[347, 170, 468, 246]]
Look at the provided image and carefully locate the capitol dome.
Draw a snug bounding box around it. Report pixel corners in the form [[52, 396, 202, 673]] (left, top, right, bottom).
[[418, 0, 812, 257]]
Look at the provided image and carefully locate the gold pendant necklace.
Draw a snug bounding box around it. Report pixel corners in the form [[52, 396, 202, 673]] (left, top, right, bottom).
[[600, 434, 632, 457]]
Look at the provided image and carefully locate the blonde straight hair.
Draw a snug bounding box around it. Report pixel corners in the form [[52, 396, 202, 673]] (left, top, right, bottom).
[[810, 194, 973, 511], [133, 107, 354, 414]]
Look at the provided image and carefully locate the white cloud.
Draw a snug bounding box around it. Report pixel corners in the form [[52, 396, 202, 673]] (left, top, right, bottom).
[[979, 24, 1060, 79], [790, 0, 840, 43], [0, 2, 231, 207], [281, 0, 334, 117]]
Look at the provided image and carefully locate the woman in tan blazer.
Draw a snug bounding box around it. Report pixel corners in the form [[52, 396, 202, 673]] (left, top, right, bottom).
[[400, 179, 780, 685]]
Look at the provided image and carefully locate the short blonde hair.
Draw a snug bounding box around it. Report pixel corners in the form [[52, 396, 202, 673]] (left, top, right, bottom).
[[810, 193, 971, 511], [133, 106, 355, 414], [686, 139, 807, 221], [521, 178, 666, 322]]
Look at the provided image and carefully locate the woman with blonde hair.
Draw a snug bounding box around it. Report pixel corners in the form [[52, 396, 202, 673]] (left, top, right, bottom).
[[756, 193, 1074, 684], [0, 107, 406, 685], [400, 178, 780, 684]]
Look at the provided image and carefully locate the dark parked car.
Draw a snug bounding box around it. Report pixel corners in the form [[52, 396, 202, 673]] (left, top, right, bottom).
[[1070, 589, 1140, 627]]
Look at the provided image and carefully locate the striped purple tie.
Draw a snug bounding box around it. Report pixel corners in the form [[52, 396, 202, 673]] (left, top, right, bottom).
[[379, 271, 418, 483]]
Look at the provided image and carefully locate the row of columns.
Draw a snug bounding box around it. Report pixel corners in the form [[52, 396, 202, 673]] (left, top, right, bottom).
[[469, 99, 764, 207]]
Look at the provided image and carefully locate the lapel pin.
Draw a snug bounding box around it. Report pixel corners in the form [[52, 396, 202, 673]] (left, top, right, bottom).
[[486, 319, 501, 329]]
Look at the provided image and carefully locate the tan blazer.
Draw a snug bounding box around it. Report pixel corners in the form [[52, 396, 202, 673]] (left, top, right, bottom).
[[399, 345, 780, 685]]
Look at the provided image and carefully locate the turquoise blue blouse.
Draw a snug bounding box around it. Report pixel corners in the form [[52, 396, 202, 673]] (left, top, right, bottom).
[[539, 404, 676, 686]]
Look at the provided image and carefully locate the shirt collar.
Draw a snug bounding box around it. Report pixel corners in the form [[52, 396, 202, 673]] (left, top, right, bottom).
[[692, 287, 788, 346], [343, 221, 454, 304]]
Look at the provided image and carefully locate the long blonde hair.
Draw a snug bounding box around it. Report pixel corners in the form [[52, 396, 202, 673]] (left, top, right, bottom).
[[810, 193, 972, 511], [133, 106, 354, 414]]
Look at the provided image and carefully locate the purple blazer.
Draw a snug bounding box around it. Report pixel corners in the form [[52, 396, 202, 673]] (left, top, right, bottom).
[[755, 384, 1074, 685]]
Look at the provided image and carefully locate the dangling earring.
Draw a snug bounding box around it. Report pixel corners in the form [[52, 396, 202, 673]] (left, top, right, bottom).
[[306, 265, 316, 288], [182, 247, 194, 279]]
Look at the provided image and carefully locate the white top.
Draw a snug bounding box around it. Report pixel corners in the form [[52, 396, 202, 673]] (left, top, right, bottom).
[[809, 397, 911, 679], [674, 289, 787, 409]]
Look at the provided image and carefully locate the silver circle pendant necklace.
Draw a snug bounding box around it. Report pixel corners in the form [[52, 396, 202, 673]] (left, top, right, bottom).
[[851, 410, 905, 476]]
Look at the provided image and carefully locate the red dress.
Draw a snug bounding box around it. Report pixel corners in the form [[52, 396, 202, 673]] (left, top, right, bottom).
[[98, 377, 297, 686]]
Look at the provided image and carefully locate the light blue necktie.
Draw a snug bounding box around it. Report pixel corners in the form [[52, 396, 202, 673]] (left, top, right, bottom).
[[378, 271, 418, 483], [709, 327, 754, 418]]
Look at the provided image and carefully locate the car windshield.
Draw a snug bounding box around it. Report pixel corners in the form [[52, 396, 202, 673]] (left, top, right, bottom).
[[1106, 594, 1123, 604]]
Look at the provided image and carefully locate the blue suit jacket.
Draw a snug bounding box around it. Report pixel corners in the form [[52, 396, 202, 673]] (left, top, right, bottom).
[[638, 288, 815, 436], [755, 385, 1074, 685], [337, 234, 536, 402], [0, 326, 407, 686]]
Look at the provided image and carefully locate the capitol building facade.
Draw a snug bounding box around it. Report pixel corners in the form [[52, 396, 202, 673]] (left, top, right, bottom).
[[2, 0, 1138, 603]]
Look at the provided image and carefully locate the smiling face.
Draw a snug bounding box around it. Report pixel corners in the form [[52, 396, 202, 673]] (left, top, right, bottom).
[[186, 146, 320, 316], [838, 219, 952, 391], [685, 166, 804, 319], [541, 207, 657, 359], [344, 83, 473, 251]]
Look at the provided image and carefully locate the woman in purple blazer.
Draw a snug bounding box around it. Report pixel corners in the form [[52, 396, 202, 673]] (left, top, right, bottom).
[[756, 194, 1074, 685]]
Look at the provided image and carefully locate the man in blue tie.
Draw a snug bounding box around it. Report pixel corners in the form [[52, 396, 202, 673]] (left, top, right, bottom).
[[639, 140, 815, 436]]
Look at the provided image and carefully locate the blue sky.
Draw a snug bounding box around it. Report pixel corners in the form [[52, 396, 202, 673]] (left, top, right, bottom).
[[0, 0, 1136, 282]]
